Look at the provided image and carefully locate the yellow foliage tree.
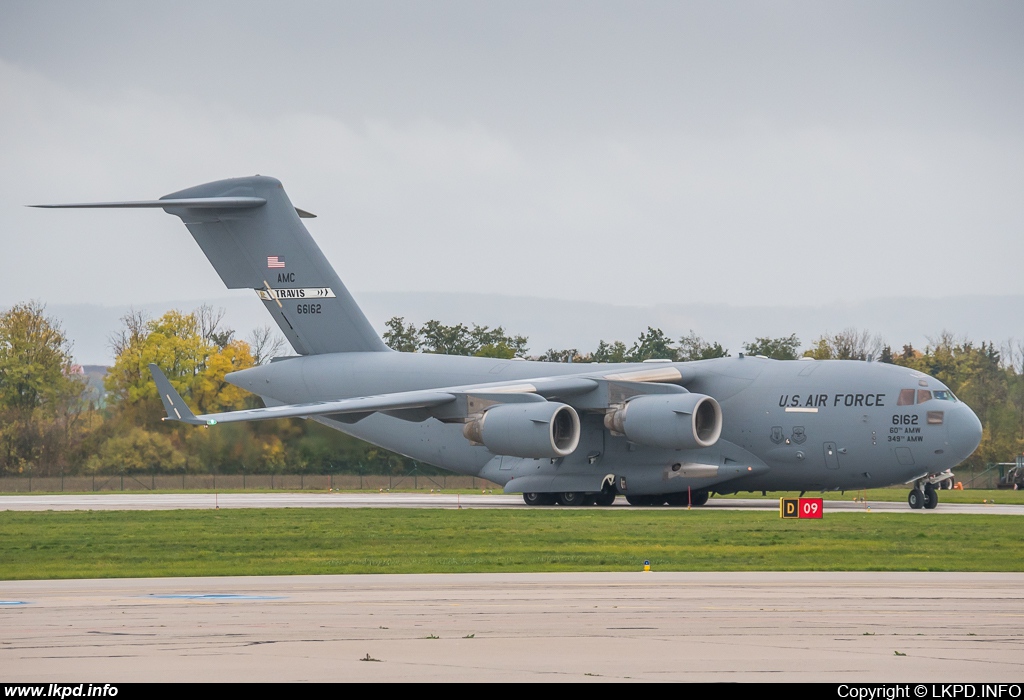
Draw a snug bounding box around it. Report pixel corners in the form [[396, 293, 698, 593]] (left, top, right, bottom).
[[191, 339, 255, 413], [105, 308, 256, 422], [0, 302, 93, 475], [85, 427, 185, 474], [98, 307, 262, 473]]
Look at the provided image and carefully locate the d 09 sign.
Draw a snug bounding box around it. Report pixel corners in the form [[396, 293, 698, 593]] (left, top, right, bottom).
[[780, 497, 824, 519]]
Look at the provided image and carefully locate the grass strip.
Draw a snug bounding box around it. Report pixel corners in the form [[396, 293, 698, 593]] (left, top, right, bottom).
[[2, 508, 1022, 580]]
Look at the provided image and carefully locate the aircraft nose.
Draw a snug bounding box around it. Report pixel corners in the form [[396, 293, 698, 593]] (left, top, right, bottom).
[[949, 404, 983, 462]]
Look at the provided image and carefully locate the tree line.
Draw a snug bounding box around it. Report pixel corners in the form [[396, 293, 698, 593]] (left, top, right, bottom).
[[1, 302, 1021, 477]]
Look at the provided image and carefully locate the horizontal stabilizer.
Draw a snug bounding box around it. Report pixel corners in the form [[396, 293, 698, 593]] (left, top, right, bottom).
[[30, 197, 267, 210]]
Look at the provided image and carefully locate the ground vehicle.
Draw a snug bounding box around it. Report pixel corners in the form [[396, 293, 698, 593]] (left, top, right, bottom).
[[997, 463, 1024, 490]]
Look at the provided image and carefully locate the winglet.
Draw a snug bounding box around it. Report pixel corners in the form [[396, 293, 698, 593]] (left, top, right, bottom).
[[148, 364, 205, 425]]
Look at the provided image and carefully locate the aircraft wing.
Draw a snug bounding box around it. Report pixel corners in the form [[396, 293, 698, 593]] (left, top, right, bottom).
[[151, 364, 464, 426], [149, 363, 696, 426]]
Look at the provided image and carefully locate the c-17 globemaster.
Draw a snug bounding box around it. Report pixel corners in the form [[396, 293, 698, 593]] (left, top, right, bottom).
[[35, 176, 983, 509]]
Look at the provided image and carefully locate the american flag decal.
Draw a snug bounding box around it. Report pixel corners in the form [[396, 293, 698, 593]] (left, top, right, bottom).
[[267, 256, 286, 269]]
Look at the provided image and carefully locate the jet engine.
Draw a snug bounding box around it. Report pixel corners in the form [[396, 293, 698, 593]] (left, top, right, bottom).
[[604, 393, 722, 450], [463, 402, 581, 458]]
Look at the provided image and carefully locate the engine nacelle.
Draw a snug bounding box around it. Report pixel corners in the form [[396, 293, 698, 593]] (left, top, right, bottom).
[[604, 393, 722, 450], [463, 402, 581, 458]]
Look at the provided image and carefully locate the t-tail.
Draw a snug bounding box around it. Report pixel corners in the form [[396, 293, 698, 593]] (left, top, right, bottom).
[[33, 176, 387, 355]]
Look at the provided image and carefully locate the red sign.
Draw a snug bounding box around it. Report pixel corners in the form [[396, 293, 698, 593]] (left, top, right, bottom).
[[798, 497, 823, 519]]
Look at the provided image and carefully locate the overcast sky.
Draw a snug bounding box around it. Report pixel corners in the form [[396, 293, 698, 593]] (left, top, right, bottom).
[[2, 1, 1023, 317]]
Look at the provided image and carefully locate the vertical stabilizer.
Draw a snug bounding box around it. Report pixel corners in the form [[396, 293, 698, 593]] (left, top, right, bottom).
[[159, 176, 387, 355]]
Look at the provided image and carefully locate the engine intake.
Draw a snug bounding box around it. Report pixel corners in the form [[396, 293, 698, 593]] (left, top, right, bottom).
[[604, 393, 722, 449], [463, 402, 581, 458]]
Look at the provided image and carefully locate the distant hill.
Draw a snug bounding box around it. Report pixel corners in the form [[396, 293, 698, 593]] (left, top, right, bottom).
[[15, 292, 1024, 365]]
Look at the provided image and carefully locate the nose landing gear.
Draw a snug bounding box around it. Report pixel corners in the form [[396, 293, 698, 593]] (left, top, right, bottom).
[[908, 481, 939, 510]]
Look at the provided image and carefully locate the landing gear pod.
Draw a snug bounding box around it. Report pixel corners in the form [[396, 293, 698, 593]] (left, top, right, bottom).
[[604, 393, 722, 450], [463, 402, 581, 458]]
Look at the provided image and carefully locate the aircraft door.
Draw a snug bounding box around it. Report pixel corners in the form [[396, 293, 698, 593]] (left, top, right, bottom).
[[894, 447, 915, 466], [823, 442, 840, 470]]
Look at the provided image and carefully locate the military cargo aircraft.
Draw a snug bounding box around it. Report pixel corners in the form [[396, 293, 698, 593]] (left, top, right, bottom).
[[36, 176, 983, 509]]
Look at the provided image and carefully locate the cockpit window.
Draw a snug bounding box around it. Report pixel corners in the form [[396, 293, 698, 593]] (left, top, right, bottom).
[[899, 387, 957, 405], [927, 411, 944, 425], [899, 387, 955, 404]]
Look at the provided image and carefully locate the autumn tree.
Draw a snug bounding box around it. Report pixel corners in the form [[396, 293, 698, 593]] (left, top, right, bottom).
[[382, 317, 528, 358], [537, 348, 582, 363], [93, 306, 385, 475], [676, 331, 728, 361], [382, 317, 420, 353], [803, 328, 884, 361], [0, 302, 93, 475], [537, 328, 727, 363], [592, 340, 628, 363], [743, 334, 801, 360], [629, 327, 676, 361], [90, 307, 257, 473], [246, 325, 287, 365]]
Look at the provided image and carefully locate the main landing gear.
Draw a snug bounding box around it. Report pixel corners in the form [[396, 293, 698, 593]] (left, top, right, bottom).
[[522, 489, 710, 507], [908, 481, 938, 510], [522, 492, 556, 506], [522, 490, 610, 507], [626, 490, 709, 507], [523, 481, 621, 507]]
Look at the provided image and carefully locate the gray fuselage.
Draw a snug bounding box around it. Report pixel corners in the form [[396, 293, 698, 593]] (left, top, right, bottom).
[[227, 352, 983, 496]]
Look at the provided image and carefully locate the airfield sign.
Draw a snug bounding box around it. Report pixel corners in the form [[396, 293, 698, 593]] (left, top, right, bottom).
[[780, 498, 824, 519]]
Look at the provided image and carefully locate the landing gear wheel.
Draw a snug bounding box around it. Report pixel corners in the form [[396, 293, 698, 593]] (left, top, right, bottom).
[[943, 478, 954, 490], [690, 489, 710, 507], [625, 495, 658, 506], [664, 492, 691, 506], [523, 492, 555, 506], [556, 491, 586, 506], [593, 491, 616, 506], [908, 488, 924, 509], [924, 484, 938, 510]]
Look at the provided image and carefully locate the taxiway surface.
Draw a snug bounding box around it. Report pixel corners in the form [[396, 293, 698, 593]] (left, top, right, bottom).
[[0, 492, 1021, 515], [2, 572, 1023, 682]]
